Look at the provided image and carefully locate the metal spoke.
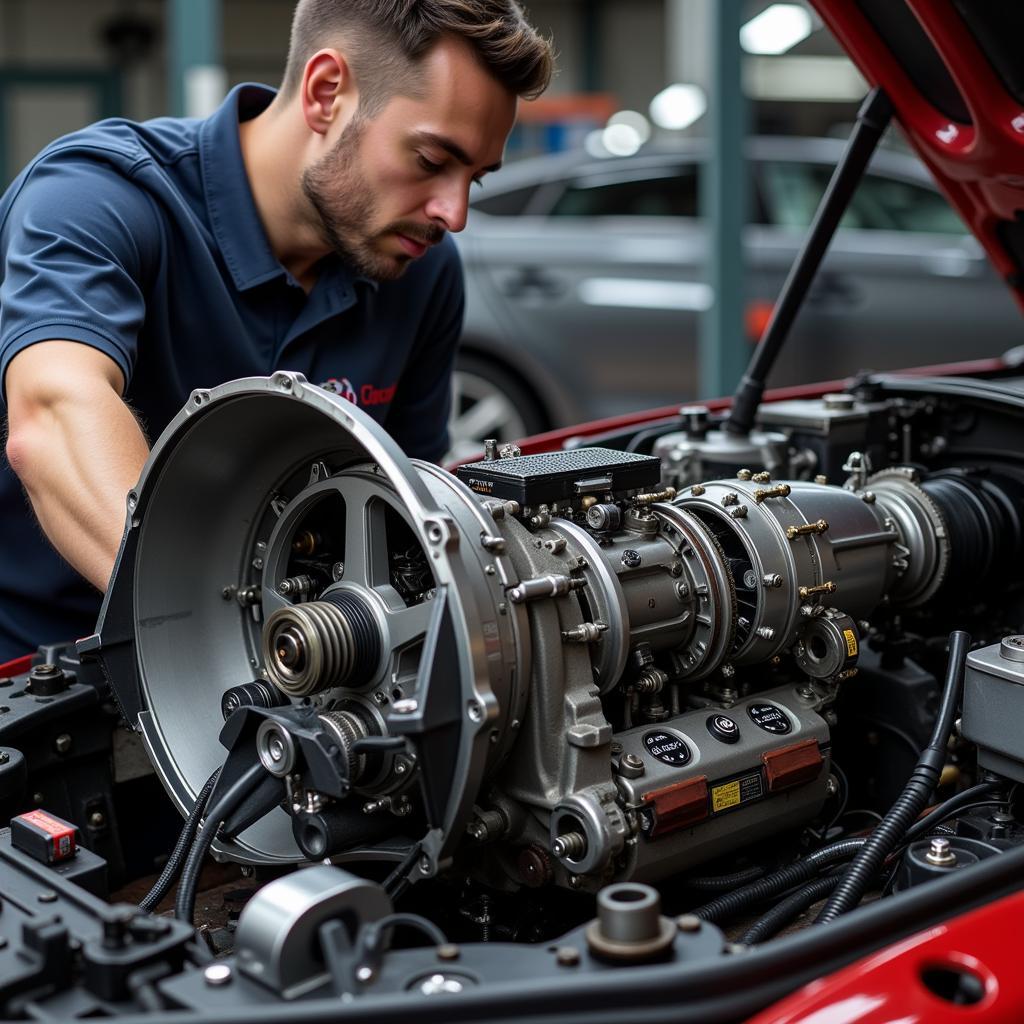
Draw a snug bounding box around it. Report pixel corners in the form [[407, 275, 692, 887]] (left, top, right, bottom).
[[340, 477, 392, 589], [387, 599, 436, 649]]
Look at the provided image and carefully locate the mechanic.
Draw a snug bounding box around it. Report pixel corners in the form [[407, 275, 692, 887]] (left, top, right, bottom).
[[0, 1, 553, 662]]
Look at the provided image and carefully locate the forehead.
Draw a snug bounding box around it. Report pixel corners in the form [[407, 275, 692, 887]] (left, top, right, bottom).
[[372, 36, 517, 164]]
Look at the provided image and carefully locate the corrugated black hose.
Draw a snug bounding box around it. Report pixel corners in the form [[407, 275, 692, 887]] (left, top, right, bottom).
[[741, 873, 842, 945], [174, 763, 268, 924], [815, 630, 970, 924], [686, 866, 766, 891], [138, 769, 220, 914], [694, 838, 867, 924]]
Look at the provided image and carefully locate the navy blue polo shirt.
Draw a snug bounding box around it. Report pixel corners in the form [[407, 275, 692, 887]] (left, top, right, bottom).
[[0, 84, 463, 660]]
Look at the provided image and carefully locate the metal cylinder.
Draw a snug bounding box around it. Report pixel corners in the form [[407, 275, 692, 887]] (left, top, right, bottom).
[[596, 883, 662, 943]]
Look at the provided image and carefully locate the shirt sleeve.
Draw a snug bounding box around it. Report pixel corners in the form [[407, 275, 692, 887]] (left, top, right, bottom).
[[0, 152, 157, 405], [385, 236, 464, 463]]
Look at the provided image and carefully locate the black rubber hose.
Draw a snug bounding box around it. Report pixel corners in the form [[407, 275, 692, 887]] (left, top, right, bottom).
[[174, 763, 267, 924], [138, 769, 220, 914], [741, 874, 842, 945], [685, 866, 766, 891], [694, 838, 866, 924], [815, 630, 970, 924]]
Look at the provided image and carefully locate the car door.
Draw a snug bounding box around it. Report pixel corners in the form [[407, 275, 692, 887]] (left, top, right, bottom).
[[466, 162, 713, 420], [750, 159, 1022, 386]]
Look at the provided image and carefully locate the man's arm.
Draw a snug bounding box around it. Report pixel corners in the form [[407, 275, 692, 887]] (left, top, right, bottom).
[[4, 341, 149, 592]]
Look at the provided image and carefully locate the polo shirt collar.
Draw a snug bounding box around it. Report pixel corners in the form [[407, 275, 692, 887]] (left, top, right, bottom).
[[200, 84, 283, 291], [199, 83, 379, 296]]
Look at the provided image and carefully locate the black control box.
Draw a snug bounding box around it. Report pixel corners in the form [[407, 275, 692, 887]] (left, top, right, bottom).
[[457, 448, 661, 507]]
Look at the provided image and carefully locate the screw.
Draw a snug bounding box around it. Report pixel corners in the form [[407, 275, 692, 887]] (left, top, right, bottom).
[[89, 811, 106, 828], [555, 946, 580, 967], [356, 966, 374, 983], [0, 752, 9, 765], [37, 891, 57, 904], [676, 914, 702, 933], [622, 753, 644, 771], [54, 734, 72, 755]]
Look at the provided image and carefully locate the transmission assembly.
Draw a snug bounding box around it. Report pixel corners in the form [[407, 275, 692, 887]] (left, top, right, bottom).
[[84, 372, 1021, 894]]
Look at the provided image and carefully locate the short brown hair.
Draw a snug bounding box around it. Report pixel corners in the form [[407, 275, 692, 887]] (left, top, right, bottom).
[[280, 0, 553, 111]]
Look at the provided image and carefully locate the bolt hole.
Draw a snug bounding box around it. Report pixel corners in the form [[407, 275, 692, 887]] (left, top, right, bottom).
[[920, 965, 986, 1006]]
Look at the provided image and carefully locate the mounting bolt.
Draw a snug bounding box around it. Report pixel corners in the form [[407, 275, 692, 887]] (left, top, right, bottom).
[[555, 946, 581, 967], [53, 734, 72, 755], [88, 811, 106, 828], [436, 943, 460, 961], [925, 837, 957, 867], [676, 914, 702, 933]]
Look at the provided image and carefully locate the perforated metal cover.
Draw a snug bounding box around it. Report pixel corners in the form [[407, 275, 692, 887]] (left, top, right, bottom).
[[457, 448, 661, 505]]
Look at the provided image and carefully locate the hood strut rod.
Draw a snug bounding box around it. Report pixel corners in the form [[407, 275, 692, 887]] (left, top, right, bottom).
[[724, 87, 893, 437]]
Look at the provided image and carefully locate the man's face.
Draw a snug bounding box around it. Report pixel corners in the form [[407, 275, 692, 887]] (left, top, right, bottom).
[[302, 36, 517, 281]]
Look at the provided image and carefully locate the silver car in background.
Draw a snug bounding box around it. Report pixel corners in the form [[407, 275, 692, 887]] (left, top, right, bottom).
[[447, 136, 1021, 460]]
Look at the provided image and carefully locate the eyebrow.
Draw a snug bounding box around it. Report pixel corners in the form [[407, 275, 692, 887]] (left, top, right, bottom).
[[413, 131, 503, 174]]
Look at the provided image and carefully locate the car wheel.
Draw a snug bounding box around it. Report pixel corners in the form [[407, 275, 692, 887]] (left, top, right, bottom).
[[446, 354, 548, 463]]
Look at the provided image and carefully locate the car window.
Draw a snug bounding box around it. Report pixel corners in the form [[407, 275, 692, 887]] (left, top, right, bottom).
[[471, 184, 543, 216], [547, 167, 699, 218], [760, 161, 966, 234]]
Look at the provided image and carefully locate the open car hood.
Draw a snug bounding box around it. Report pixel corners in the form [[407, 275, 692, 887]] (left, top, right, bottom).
[[811, 2, 1024, 311]]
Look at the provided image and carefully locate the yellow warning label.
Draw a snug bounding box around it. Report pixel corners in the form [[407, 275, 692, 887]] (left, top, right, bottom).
[[843, 628, 858, 658], [711, 780, 741, 813]]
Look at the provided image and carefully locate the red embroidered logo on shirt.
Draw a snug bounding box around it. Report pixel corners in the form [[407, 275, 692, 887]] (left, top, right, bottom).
[[319, 378, 396, 407]]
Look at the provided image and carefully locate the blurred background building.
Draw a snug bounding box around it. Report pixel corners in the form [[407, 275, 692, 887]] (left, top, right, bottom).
[[0, 0, 868, 186]]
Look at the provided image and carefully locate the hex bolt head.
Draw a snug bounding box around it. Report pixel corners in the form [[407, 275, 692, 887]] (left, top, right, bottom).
[[53, 734, 72, 755]]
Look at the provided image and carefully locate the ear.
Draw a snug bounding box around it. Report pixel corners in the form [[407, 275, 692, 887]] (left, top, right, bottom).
[[299, 49, 358, 135]]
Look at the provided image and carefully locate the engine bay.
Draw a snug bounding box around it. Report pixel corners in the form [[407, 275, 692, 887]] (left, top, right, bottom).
[[1, 364, 1023, 1020]]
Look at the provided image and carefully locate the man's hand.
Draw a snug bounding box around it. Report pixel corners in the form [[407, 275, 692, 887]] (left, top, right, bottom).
[[4, 341, 149, 592]]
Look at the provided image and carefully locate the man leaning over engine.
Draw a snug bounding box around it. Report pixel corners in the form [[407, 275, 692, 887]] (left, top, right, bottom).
[[0, 0, 553, 661]]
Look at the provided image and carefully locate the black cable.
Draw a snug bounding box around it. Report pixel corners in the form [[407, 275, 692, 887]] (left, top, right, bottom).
[[693, 837, 866, 925], [902, 782, 1004, 847], [741, 874, 843, 945], [685, 865, 766, 891], [174, 763, 267, 924], [138, 769, 220, 913], [815, 630, 970, 924], [383, 841, 422, 900], [356, 911, 448, 961]]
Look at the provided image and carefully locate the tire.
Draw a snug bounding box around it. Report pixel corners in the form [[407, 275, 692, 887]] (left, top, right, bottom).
[[446, 352, 549, 464]]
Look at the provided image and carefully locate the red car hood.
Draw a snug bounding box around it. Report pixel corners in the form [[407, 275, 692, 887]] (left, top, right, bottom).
[[811, 1, 1024, 312]]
